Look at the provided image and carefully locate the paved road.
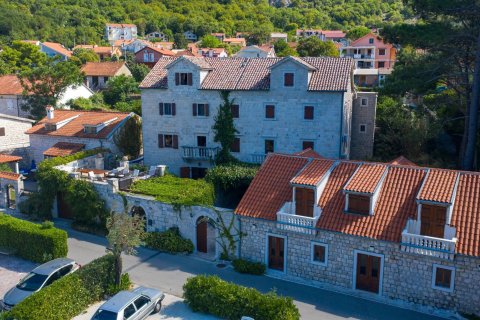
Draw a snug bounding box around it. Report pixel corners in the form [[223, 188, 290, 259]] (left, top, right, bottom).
[[60, 220, 452, 320]]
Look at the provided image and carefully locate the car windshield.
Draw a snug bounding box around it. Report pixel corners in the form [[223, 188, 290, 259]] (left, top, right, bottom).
[[16, 272, 48, 291], [92, 310, 118, 320]]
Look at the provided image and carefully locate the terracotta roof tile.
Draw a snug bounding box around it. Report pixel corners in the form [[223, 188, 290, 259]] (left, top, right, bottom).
[[344, 164, 387, 194], [291, 159, 335, 186], [389, 156, 417, 166], [294, 148, 323, 158], [322, 30, 346, 38], [43, 142, 85, 157], [0, 154, 22, 163], [0, 75, 24, 95], [81, 62, 127, 77], [0, 171, 21, 181], [136, 46, 175, 56], [42, 42, 72, 57], [139, 57, 176, 88], [418, 169, 458, 203]]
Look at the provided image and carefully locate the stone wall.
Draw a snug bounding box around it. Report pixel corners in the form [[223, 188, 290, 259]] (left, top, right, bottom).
[[0, 115, 33, 152], [238, 216, 480, 315], [350, 91, 377, 160]]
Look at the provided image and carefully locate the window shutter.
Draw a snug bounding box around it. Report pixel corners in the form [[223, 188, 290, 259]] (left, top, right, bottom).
[[231, 104, 239, 118], [0, 127, 5, 136], [158, 134, 164, 148], [159, 103, 164, 115], [175, 73, 180, 85], [173, 135, 179, 149], [266, 105, 275, 118], [205, 104, 209, 116], [172, 103, 176, 116], [304, 106, 314, 120], [187, 73, 193, 86], [230, 138, 240, 153], [192, 103, 197, 116]]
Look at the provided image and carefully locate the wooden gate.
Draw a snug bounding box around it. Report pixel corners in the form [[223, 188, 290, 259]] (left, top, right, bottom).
[[196, 220, 208, 253], [356, 253, 381, 293], [268, 236, 285, 271], [57, 192, 74, 219]]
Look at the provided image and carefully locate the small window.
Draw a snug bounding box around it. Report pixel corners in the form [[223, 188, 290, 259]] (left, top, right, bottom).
[[265, 105, 275, 119], [311, 243, 328, 266], [378, 49, 386, 56], [359, 124, 366, 133], [302, 141, 314, 150], [378, 61, 385, 68], [192, 103, 209, 117], [123, 303, 136, 319], [369, 38, 374, 44], [230, 137, 240, 153], [361, 98, 368, 106], [84, 126, 97, 134], [348, 194, 370, 215], [175, 72, 193, 86], [432, 265, 455, 292], [284, 73, 294, 87], [197, 135, 206, 147], [304, 106, 314, 120], [0, 127, 5, 136], [134, 296, 150, 310], [159, 102, 176, 116], [158, 134, 178, 149], [265, 139, 274, 154], [103, 77, 109, 83], [231, 104, 239, 118]]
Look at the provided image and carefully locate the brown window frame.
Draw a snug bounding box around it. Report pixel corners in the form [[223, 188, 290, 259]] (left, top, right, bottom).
[[433, 265, 454, 291], [158, 134, 178, 149], [347, 194, 370, 216], [265, 105, 275, 119], [159, 102, 176, 116], [378, 48, 386, 56], [0, 127, 5, 136], [265, 139, 274, 154], [175, 72, 193, 86], [304, 106, 314, 120], [378, 61, 385, 68], [193, 103, 209, 117], [284, 73, 294, 87], [295, 187, 315, 218], [230, 137, 240, 153], [311, 243, 327, 265]]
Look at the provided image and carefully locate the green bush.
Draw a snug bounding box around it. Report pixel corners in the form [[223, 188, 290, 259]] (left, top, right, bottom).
[[0, 214, 67, 262], [143, 227, 194, 254], [7, 255, 120, 320], [183, 275, 300, 320], [232, 259, 266, 275], [106, 273, 132, 296], [205, 164, 258, 191]]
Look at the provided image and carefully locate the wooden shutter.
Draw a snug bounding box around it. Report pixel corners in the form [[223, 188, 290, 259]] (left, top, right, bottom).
[[284, 73, 294, 86], [172, 103, 176, 116], [348, 195, 370, 215], [304, 106, 314, 120], [180, 167, 191, 178], [172, 135, 179, 149], [421, 205, 446, 238], [265, 105, 275, 118], [159, 103, 164, 115], [230, 138, 240, 152], [158, 134, 164, 148], [295, 188, 314, 217], [175, 73, 180, 85], [0, 127, 5, 136], [192, 103, 197, 116], [205, 104, 209, 116], [187, 73, 193, 85], [231, 104, 239, 118]]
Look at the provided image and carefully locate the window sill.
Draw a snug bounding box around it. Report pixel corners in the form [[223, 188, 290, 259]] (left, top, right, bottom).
[[264, 118, 277, 121], [311, 260, 328, 267], [432, 285, 454, 293]]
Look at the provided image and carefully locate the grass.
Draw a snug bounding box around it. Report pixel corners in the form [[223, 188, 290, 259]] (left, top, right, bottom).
[[129, 175, 215, 208]]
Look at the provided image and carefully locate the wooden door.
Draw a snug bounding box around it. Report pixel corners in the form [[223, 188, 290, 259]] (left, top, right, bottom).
[[420, 205, 446, 238], [196, 221, 208, 253], [356, 253, 381, 293], [268, 236, 285, 271], [57, 192, 73, 219], [295, 188, 314, 217]]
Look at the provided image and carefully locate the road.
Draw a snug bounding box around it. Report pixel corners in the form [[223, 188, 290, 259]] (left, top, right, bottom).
[[60, 220, 452, 320]]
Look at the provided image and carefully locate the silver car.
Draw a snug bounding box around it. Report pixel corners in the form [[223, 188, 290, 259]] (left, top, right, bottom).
[[91, 287, 165, 320], [0, 257, 80, 310]]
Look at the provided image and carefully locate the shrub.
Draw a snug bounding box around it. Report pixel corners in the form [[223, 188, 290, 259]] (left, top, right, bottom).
[[205, 163, 258, 191], [232, 259, 266, 275], [0, 214, 67, 262], [183, 275, 300, 320], [106, 273, 132, 296], [7, 255, 120, 320], [143, 227, 194, 254]]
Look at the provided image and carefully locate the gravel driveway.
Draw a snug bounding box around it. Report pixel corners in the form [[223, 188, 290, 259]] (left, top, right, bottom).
[[0, 255, 37, 298]]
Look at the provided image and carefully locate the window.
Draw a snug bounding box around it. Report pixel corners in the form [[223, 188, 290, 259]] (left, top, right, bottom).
[[230, 137, 240, 153], [123, 303, 136, 319], [378, 61, 385, 68], [378, 48, 386, 56], [369, 38, 374, 44], [420, 205, 446, 238], [359, 124, 366, 133], [311, 243, 328, 266], [92, 76, 99, 86], [192, 103, 209, 117], [265, 139, 274, 154], [103, 77, 109, 83], [159, 103, 176, 116], [231, 104, 239, 118], [295, 187, 314, 217], [361, 98, 368, 106], [284, 73, 294, 87], [175, 72, 193, 86], [158, 134, 178, 149], [302, 141, 314, 150], [265, 105, 275, 119], [0, 127, 5, 136], [432, 265, 455, 292], [348, 194, 370, 215], [304, 106, 314, 120], [134, 296, 150, 310], [84, 126, 97, 134], [197, 135, 206, 147], [58, 265, 73, 277]]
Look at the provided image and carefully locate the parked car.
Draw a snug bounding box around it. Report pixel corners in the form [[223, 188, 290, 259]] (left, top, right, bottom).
[[91, 287, 165, 320], [0, 258, 80, 310]]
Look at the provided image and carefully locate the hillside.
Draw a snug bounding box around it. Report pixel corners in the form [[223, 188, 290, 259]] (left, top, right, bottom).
[[0, 0, 410, 47]]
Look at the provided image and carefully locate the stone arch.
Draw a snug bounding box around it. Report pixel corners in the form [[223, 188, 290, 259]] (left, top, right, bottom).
[[130, 205, 147, 231], [195, 215, 216, 258]]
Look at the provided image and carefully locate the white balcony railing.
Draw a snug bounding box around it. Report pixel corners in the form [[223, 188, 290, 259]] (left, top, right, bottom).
[[276, 202, 321, 235], [400, 219, 457, 260], [250, 153, 267, 164], [182, 146, 219, 160]]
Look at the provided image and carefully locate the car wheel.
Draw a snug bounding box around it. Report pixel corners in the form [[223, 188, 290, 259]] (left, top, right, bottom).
[[153, 301, 162, 313]]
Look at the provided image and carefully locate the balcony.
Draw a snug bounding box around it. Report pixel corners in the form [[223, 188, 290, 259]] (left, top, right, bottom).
[[250, 153, 267, 164], [276, 202, 321, 235], [182, 146, 219, 161], [400, 219, 457, 260]]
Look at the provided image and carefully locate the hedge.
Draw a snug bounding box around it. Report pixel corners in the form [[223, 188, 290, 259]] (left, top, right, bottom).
[[7, 255, 119, 320], [0, 214, 67, 262], [183, 275, 300, 320], [232, 259, 266, 275], [205, 164, 259, 191], [143, 227, 194, 254]]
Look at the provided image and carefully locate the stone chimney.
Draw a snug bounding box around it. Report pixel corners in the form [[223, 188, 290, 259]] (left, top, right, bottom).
[[46, 105, 54, 120]]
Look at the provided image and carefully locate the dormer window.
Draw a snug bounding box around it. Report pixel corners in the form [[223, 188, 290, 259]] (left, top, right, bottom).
[[175, 73, 192, 86], [84, 125, 97, 134], [44, 123, 57, 131], [284, 73, 294, 87], [295, 187, 315, 217], [420, 205, 446, 238], [347, 194, 370, 216]]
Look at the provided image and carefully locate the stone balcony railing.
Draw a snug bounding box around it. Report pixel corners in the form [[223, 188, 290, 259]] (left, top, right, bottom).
[[250, 153, 267, 164], [400, 219, 457, 260], [182, 146, 219, 160], [276, 202, 321, 235]]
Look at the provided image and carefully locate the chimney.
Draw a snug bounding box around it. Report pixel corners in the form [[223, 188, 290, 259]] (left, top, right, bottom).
[[46, 105, 54, 120]]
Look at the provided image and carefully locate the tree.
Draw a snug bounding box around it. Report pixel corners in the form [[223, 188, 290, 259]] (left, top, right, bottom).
[[0, 41, 47, 75], [20, 58, 83, 119], [106, 211, 145, 286], [103, 75, 140, 106], [173, 33, 188, 49], [346, 26, 370, 40], [247, 24, 273, 45], [71, 48, 99, 65], [199, 35, 222, 48], [212, 91, 238, 164], [274, 40, 298, 57], [113, 115, 143, 158], [128, 62, 150, 82], [297, 38, 339, 57]]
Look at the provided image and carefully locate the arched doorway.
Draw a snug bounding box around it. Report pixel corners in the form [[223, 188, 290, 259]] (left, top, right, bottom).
[[6, 185, 16, 209], [130, 206, 147, 231], [196, 216, 216, 257]]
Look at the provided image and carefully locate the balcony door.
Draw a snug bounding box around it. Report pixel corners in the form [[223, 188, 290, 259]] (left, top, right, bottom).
[[268, 235, 285, 272], [295, 188, 314, 217], [420, 205, 446, 238]]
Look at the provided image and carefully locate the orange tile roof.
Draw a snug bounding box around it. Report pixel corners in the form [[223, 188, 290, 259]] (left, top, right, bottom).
[[0, 154, 22, 163], [0, 171, 21, 181], [26, 110, 130, 139], [294, 148, 323, 159], [81, 62, 127, 76], [137, 46, 175, 56], [418, 169, 458, 203], [390, 156, 417, 166], [43, 142, 85, 157], [42, 42, 72, 57], [344, 164, 387, 194], [0, 75, 24, 95], [291, 159, 335, 186], [107, 23, 136, 28]]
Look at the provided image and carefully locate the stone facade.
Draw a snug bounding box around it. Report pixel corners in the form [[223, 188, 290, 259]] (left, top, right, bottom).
[[0, 115, 35, 164], [0, 176, 24, 211], [350, 92, 377, 160], [106, 24, 138, 43], [238, 216, 480, 315], [0, 95, 29, 118]]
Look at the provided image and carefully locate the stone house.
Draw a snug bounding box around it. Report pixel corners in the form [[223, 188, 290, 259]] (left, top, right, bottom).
[[40, 42, 72, 61], [145, 31, 169, 42], [0, 114, 35, 164], [140, 56, 376, 177], [0, 171, 24, 211], [105, 23, 138, 44], [183, 31, 198, 42], [81, 62, 132, 90], [26, 107, 132, 164], [350, 92, 377, 160], [135, 46, 175, 68], [235, 152, 480, 316], [235, 45, 276, 58]]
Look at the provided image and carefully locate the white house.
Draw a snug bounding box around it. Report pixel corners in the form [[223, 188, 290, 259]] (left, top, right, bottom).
[[81, 62, 132, 90], [105, 23, 138, 44], [146, 31, 169, 42], [235, 45, 276, 58], [183, 31, 198, 42], [140, 56, 375, 178], [270, 32, 288, 42]]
